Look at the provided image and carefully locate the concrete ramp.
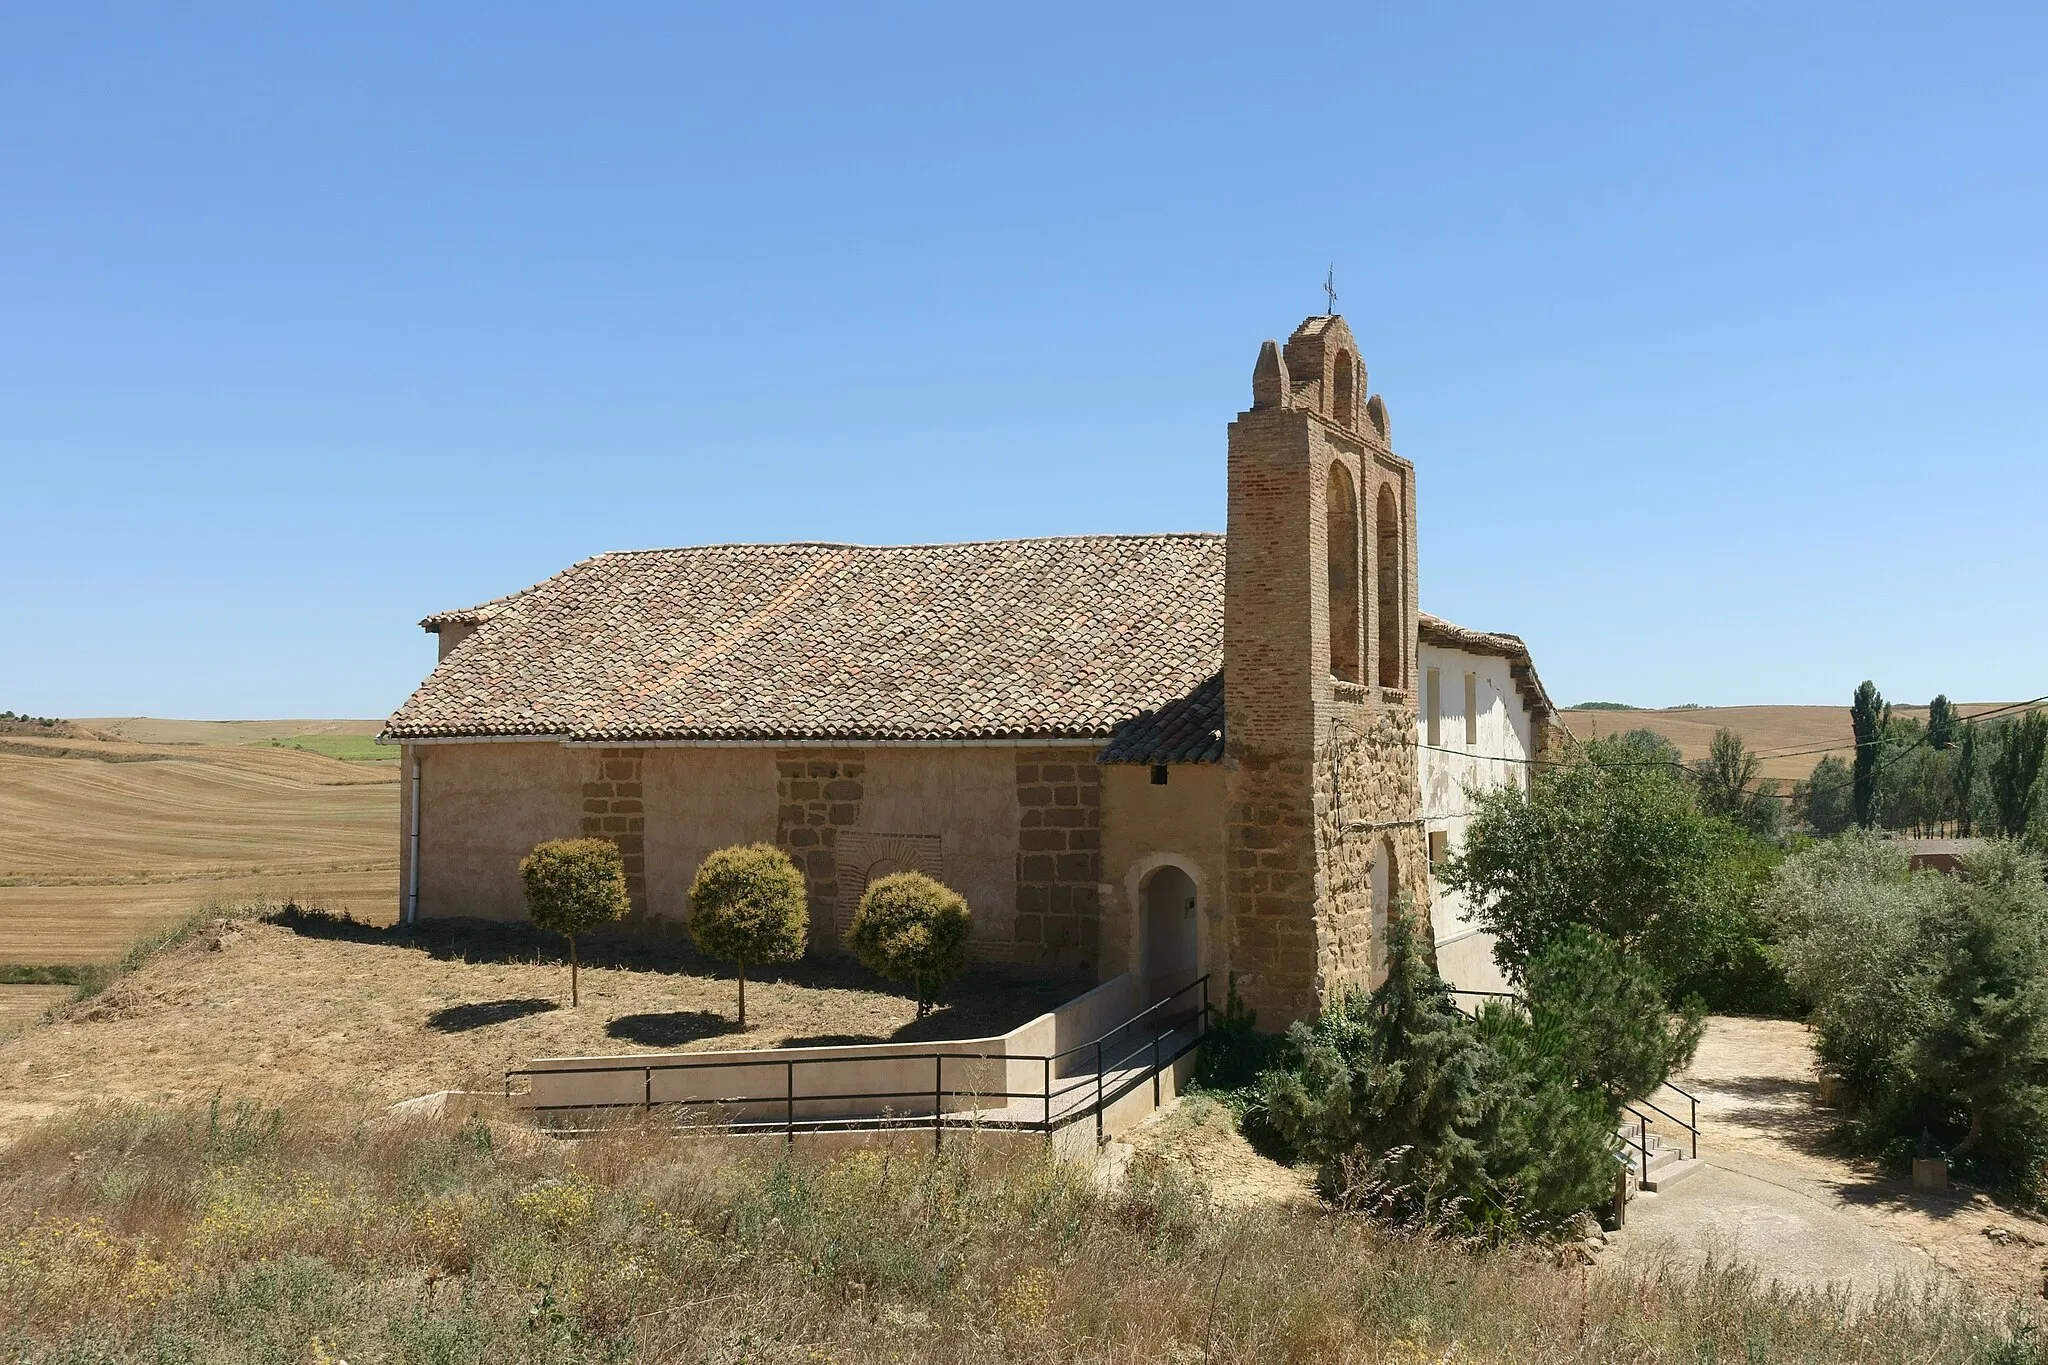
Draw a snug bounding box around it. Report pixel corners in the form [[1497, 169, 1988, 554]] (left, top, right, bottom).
[[507, 973, 1209, 1159]]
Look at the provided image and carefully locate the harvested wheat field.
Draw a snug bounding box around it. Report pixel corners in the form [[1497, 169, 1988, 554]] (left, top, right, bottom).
[[0, 725, 398, 964], [0, 907, 1081, 1143], [1560, 702, 2014, 783]]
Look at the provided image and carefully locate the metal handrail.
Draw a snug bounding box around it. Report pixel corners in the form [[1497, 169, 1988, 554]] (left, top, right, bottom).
[[504, 975, 1211, 1148], [1050, 975, 1210, 1063]]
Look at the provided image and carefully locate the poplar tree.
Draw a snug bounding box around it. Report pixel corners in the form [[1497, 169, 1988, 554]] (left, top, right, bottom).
[[1850, 681, 1890, 830]]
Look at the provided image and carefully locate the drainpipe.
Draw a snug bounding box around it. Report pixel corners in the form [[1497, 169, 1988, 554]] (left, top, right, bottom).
[[406, 751, 422, 925]]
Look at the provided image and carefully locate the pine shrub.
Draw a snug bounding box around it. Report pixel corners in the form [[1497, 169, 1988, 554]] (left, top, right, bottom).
[[1256, 912, 1701, 1238]]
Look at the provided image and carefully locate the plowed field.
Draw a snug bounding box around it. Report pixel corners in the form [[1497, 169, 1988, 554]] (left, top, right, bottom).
[[0, 725, 398, 964]]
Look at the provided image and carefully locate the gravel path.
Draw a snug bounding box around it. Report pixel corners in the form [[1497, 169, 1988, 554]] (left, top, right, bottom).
[[1613, 1017, 2048, 1303]]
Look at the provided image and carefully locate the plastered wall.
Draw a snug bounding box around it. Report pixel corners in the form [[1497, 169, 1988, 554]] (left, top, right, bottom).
[[1097, 763, 1228, 987], [1417, 644, 1532, 996], [414, 742, 588, 921]]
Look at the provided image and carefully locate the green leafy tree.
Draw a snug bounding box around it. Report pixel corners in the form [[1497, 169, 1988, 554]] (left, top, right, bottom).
[[1908, 844, 2048, 1167], [1607, 727, 1683, 768], [1876, 723, 1955, 836], [1954, 721, 1981, 837], [1690, 728, 1784, 841], [845, 871, 973, 1017], [1797, 754, 1857, 836], [1850, 680, 1891, 830], [688, 843, 809, 1026], [1927, 695, 1960, 750], [1988, 711, 2048, 838], [1442, 736, 1734, 989], [519, 838, 632, 1007]]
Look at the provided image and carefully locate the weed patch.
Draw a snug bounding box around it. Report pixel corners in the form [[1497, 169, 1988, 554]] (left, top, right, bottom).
[[0, 1097, 2039, 1362]]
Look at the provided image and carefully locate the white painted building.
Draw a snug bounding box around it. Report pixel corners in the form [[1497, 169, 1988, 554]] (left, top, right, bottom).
[[1415, 616, 1567, 997]]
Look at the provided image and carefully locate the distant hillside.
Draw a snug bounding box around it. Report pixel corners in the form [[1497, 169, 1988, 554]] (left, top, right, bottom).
[[1561, 703, 2013, 783]]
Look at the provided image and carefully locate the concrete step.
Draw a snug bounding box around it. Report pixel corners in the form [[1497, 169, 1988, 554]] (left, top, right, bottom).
[[1641, 1156, 1706, 1192]]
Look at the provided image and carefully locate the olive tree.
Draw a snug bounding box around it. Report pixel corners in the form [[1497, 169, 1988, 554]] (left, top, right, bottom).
[[845, 871, 972, 1018], [688, 843, 808, 1027], [519, 838, 631, 1007]]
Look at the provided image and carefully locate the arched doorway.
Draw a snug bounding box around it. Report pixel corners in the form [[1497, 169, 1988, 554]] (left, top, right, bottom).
[[1139, 864, 1200, 1006]]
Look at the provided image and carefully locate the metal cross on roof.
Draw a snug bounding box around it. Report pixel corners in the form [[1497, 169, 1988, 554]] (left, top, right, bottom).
[[1324, 264, 1337, 315]]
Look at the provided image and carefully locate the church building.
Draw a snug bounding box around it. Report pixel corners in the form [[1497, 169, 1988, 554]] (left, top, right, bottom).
[[383, 314, 1562, 1027]]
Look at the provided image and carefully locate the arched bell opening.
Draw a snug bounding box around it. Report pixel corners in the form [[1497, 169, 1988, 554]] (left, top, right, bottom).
[[1375, 484, 1404, 690], [1326, 462, 1363, 684]]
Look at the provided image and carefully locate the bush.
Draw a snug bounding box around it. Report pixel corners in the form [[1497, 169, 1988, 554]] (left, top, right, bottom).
[[518, 838, 631, 1007], [1254, 912, 1695, 1238], [1770, 833, 1942, 1106], [844, 871, 972, 1017], [1907, 843, 2048, 1184], [1773, 834, 2048, 1199], [687, 843, 808, 1027]]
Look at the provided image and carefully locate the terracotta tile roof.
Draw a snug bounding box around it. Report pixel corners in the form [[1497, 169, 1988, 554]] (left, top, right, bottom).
[[386, 536, 1227, 744], [1098, 671, 1224, 765]]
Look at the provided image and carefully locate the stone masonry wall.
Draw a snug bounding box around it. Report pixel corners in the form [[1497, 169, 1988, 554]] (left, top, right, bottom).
[[581, 748, 648, 916], [1313, 708, 1431, 995], [1013, 748, 1102, 971], [775, 748, 866, 946]]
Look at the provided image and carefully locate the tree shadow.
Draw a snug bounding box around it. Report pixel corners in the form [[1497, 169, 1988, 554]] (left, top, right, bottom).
[[426, 997, 559, 1032], [606, 1011, 747, 1048]]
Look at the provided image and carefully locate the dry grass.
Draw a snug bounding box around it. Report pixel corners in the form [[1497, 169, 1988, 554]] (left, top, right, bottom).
[[0, 904, 1081, 1145], [0, 728, 397, 963], [1561, 704, 2017, 783], [0, 1095, 2037, 1363]]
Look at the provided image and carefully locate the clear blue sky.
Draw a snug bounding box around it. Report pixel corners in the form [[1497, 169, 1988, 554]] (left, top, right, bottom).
[[2, 4, 2042, 719]]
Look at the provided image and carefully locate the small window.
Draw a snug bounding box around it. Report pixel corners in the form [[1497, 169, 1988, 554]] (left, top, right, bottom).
[[1464, 672, 1479, 747], [1150, 764, 1169, 786], [1425, 668, 1442, 747], [1428, 830, 1449, 867]]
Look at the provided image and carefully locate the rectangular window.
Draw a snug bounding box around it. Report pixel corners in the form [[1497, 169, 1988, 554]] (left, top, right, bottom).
[[1149, 764, 1169, 786], [1425, 668, 1442, 746], [1428, 830, 1449, 867], [1464, 672, 1479, 747]]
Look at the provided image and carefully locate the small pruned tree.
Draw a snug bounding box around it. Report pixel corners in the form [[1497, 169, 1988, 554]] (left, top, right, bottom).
[[688, 843, 808, 1027], [845, 871, 973, 1018], [519, 838, 631, 1007]]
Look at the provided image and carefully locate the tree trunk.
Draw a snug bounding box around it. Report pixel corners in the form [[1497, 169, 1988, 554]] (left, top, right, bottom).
[[570, 934, 579, 1008], [1950, 1101, 1986, 1159], [738, 962, 747, 1028]]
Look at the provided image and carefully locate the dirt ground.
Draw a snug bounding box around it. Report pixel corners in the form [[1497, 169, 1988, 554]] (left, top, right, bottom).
[[1642, 1016, 2048, 1301], [0, 730, 398, 962], [0, 910, 1081, 1146], [1122, 1093, 1316, 1208]]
